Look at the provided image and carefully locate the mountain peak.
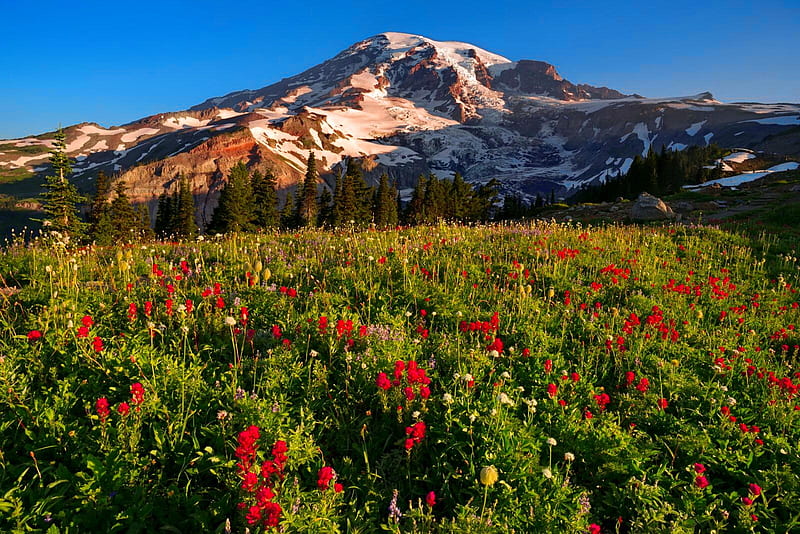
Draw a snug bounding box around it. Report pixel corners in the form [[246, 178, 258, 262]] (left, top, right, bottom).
[[364, 32, 514, 68]]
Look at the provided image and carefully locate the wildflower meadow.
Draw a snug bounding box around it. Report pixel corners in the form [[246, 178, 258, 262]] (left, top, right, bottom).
[[1, 221, 799, 533]]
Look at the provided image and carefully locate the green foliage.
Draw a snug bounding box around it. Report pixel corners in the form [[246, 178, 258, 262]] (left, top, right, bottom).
[[209, 162, 255, 234], [404, 173, 499, 224], [574, 144, 727, 202], [332, 159, 373, 227], [295, 153, 319, 228], [39, 128, 86, 240], [1, 221, 800, 531], [251, 169, 279, 229], [373, 173, 398, 228]]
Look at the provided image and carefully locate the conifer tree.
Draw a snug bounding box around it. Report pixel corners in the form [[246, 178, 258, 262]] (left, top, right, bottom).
[[373, 173, 398, 228], [449, 172, 474, 221], [251, 169, 279, 229], [135, 203, 155, 241], [175, 176, 198, 238], [296, 153, 318, 227], [154, 192, 175, 238], [317, 188, 333, 227], [208, 162, 254, 233], [280, 192, 295, 228], [107, 181, 141, 242], [87, 170, 113, 243], [404, 173, 428, 225], [40, 128, 85, 239]]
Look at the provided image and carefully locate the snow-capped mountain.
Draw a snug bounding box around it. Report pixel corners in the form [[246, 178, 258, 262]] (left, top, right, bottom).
[[1, 32, 798, 223]]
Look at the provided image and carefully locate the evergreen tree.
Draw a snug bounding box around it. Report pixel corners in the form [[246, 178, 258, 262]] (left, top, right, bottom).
[[421, 173, 447, 222], [332, 159, 370, 226], [404, 173, 428, 225], [251, 169, 279, 229], [154, 192, 175, 238], [296, 153, 318, 227], [135, 203, 155, 241], [208, 162, 254, 234], [317, 188, 333, 227], [40, 128, 85, 240], [107, 181, 141, 242], [373, 173, 398, 228], [175, 176, 198, 238], [474, 179, 501, 220], [449, 173, 474, 221], [88, 170, 113, 243], [280, 192, 295, 228]]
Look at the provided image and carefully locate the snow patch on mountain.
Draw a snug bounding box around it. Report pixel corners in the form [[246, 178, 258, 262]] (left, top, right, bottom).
[[121, 128, 161, 143], [163, 116, 210, 129], [685, 162, 799, 189], [685, 121, 706, 136], [723, 151, 756, 163], [743, 115, 800, 126], [78, 124, 125, 136]]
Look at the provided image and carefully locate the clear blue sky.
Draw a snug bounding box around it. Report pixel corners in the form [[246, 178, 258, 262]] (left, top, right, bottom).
[[1, 0, 798, 139]]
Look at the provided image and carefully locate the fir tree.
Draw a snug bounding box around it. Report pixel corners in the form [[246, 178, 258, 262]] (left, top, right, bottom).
[[107, 181, 141, 242], [154, 192, 175, 238], [449, 173, 474, 221], [373, 173, 398, 228], [280, 192, 295, 228], [175, 176, 198, 238], [317, 188, 333, 227], [251, 169, 279, 229], [135, 204, 155, 241], [404, 173, 428, 225], [296, 153, 318, 227], [40, 127, 85, 239], [88, 170, 113, 243], [208, 162, 254, 233]]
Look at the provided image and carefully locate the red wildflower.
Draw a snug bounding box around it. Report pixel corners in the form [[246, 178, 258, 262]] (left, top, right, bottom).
[[27, 330, 42, 342], [426, 491, 436, 507], [695, 475, 709, 489], [92, 336, 104, 352], [317, 466, 336, 490], [95, 397, 110, 420], [657, 398, 669, 410], [77, 326, 89, 338], [242, 471, 259, 492], [117, 402, 130, 416], [547, 383, 558, 398], [81, 315, 94, 328], [635, 378, 650, 393], [693, 463, 706, 474], [624, 371, 635, 386], [376, 372, 392, 390], [334, 483, 344, 493], [749, 483, 762, 496], [130, 382, 145, 406]]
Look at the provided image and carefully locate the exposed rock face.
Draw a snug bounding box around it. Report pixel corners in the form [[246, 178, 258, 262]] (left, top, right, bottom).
[[630, 193, 675, 221]]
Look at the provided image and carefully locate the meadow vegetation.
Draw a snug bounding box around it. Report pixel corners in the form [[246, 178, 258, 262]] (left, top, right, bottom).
[[1, 221, 799, 533]]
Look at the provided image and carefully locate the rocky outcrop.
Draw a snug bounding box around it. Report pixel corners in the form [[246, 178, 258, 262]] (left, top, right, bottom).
[[630, 193, 674, 221]]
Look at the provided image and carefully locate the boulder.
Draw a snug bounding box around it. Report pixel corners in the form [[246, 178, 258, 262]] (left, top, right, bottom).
[[630, 192, 674, 221]]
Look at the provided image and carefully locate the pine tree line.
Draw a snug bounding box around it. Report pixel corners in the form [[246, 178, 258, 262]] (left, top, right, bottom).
[[153, 176, 200, 239], [39, 134, 520, 244], [572, 144, 727, 203]]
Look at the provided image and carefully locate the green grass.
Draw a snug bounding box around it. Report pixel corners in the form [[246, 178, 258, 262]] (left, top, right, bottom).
[[0, 143, 51, 156], [0, 222, 798, 533]]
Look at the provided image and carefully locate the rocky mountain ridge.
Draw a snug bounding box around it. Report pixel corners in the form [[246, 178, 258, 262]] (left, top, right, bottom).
[[1, 32, 798, 225]]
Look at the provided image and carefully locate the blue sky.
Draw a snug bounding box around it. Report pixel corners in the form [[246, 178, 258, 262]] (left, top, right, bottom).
[[1, 0, 798, 139]]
